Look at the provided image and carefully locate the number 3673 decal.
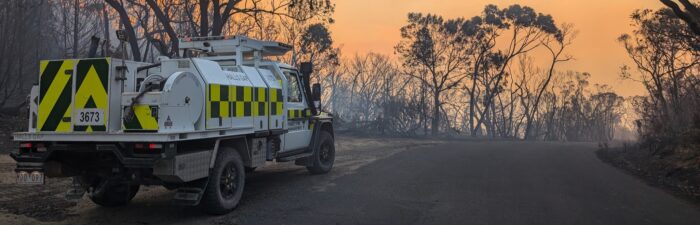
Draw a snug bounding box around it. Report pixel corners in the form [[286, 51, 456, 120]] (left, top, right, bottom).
[[74, 109, 104, 126]]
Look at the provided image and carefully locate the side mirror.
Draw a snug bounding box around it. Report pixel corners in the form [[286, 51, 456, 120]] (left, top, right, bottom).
[[312, 83, 322, 101], [312, 83, 322, 113], [300, 62, 313, 77]]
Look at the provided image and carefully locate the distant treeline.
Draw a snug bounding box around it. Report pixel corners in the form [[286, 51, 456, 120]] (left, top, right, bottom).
[[319, 5, 627, 142]]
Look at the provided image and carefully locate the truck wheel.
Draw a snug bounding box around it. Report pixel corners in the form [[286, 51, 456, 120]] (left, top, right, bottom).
[[89, 181, 140, 207], [200, 147, 245, 215], [306, 131, 335, 174]]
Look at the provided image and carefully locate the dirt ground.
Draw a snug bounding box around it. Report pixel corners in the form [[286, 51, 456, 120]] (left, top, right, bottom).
[[0, 135, 443, 225], [597, 145, 700, 204]]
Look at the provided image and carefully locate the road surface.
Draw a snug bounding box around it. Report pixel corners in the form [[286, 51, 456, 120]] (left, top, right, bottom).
[[1, 138, 700, 225]]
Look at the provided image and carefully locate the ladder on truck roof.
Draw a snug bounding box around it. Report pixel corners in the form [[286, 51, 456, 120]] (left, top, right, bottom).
[[179, 35, 291, 64]]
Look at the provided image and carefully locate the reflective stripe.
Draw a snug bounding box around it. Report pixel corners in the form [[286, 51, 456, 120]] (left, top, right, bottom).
[[269, 88, 283, 116], [253, 87, 268, 116], [123, 105, 159, 131], [288, 108, 312, 120], [207, 84, 261, 119], [73, 58, 110, 132], [38, 60, 74, 132]]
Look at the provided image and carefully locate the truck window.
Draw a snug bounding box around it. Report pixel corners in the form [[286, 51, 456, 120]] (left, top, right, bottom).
[[284, 71, 302, 103]]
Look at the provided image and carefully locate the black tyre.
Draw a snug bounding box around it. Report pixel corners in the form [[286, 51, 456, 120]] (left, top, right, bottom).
[[200, 147, 245, 215], [89, 181, 140, 207], [306, 131, 335, 174]]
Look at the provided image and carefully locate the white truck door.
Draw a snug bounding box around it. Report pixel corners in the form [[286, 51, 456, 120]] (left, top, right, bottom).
[[282, 70, 312, 152]]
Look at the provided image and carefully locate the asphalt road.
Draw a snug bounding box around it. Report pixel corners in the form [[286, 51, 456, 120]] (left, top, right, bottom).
[[5, 139, 700, 225]]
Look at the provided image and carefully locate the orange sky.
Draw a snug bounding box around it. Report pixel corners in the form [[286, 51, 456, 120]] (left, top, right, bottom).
[[330, 0, 665, 96]]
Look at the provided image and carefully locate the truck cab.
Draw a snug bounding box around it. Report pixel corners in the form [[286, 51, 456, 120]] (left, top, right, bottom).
[[12, 35, 335, 214]]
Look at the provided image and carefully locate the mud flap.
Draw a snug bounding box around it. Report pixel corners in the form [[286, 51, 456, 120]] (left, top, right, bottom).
[[171, 151, 213, 206], [173, 177, 209, 206]]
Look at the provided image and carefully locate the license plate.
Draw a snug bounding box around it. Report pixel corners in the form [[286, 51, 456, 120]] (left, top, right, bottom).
[[17, 171, 45, 185], [74, 109, 105, 126]]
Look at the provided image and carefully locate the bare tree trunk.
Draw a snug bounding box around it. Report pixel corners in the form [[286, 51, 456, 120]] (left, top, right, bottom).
[[211, 0, 238, 35], [145, 0, 179, 57], [102, 3, 110, 57], [432, 92, 440, 136], [421, 82, 428, 136], [73, 0, 79, 57], [661, 0, 700, 37], [469, 66, 479, 136], [199, 0, 210, 36], [105, 0, 141, 61], [524, 28, 574, 140]]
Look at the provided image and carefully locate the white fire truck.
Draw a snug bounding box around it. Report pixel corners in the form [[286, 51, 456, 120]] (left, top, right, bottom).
[[11, 36, 335, 214]]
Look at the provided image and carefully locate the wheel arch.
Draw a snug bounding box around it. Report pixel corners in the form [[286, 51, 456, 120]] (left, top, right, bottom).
[[320, 120, 334, 138], [211, 136, 250, 169], [311, 119, 334, 152]]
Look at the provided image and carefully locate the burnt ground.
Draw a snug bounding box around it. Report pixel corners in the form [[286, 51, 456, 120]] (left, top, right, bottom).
[[0, 156, 77, 222], [597, 146, 700, 205], [0, 137, 699, 224], [0, 115, 24, 154]]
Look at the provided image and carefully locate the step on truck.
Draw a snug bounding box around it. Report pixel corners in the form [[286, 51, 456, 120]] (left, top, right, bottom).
[[11, 35, 335, 214]]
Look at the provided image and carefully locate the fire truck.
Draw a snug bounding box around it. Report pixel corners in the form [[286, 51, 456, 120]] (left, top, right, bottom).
[[11, 35, 335, 214]]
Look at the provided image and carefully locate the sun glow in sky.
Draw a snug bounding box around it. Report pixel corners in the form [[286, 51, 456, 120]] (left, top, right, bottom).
[[330, 0, 665, 96]]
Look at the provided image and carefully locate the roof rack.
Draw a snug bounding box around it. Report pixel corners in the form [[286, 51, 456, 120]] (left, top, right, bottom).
[[179, 35, 292, 63]]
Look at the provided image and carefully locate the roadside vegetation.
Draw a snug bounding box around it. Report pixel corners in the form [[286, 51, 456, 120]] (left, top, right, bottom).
[[599, 0, 700, 203]]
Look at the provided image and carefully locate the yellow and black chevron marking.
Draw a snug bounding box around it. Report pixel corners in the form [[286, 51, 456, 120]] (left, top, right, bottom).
[[270, 88, 283, 116], [288, 108, 312, 120], [123, 105, 159, 131], [73, 58, 110, 132], [38, 60, 74, 132]]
